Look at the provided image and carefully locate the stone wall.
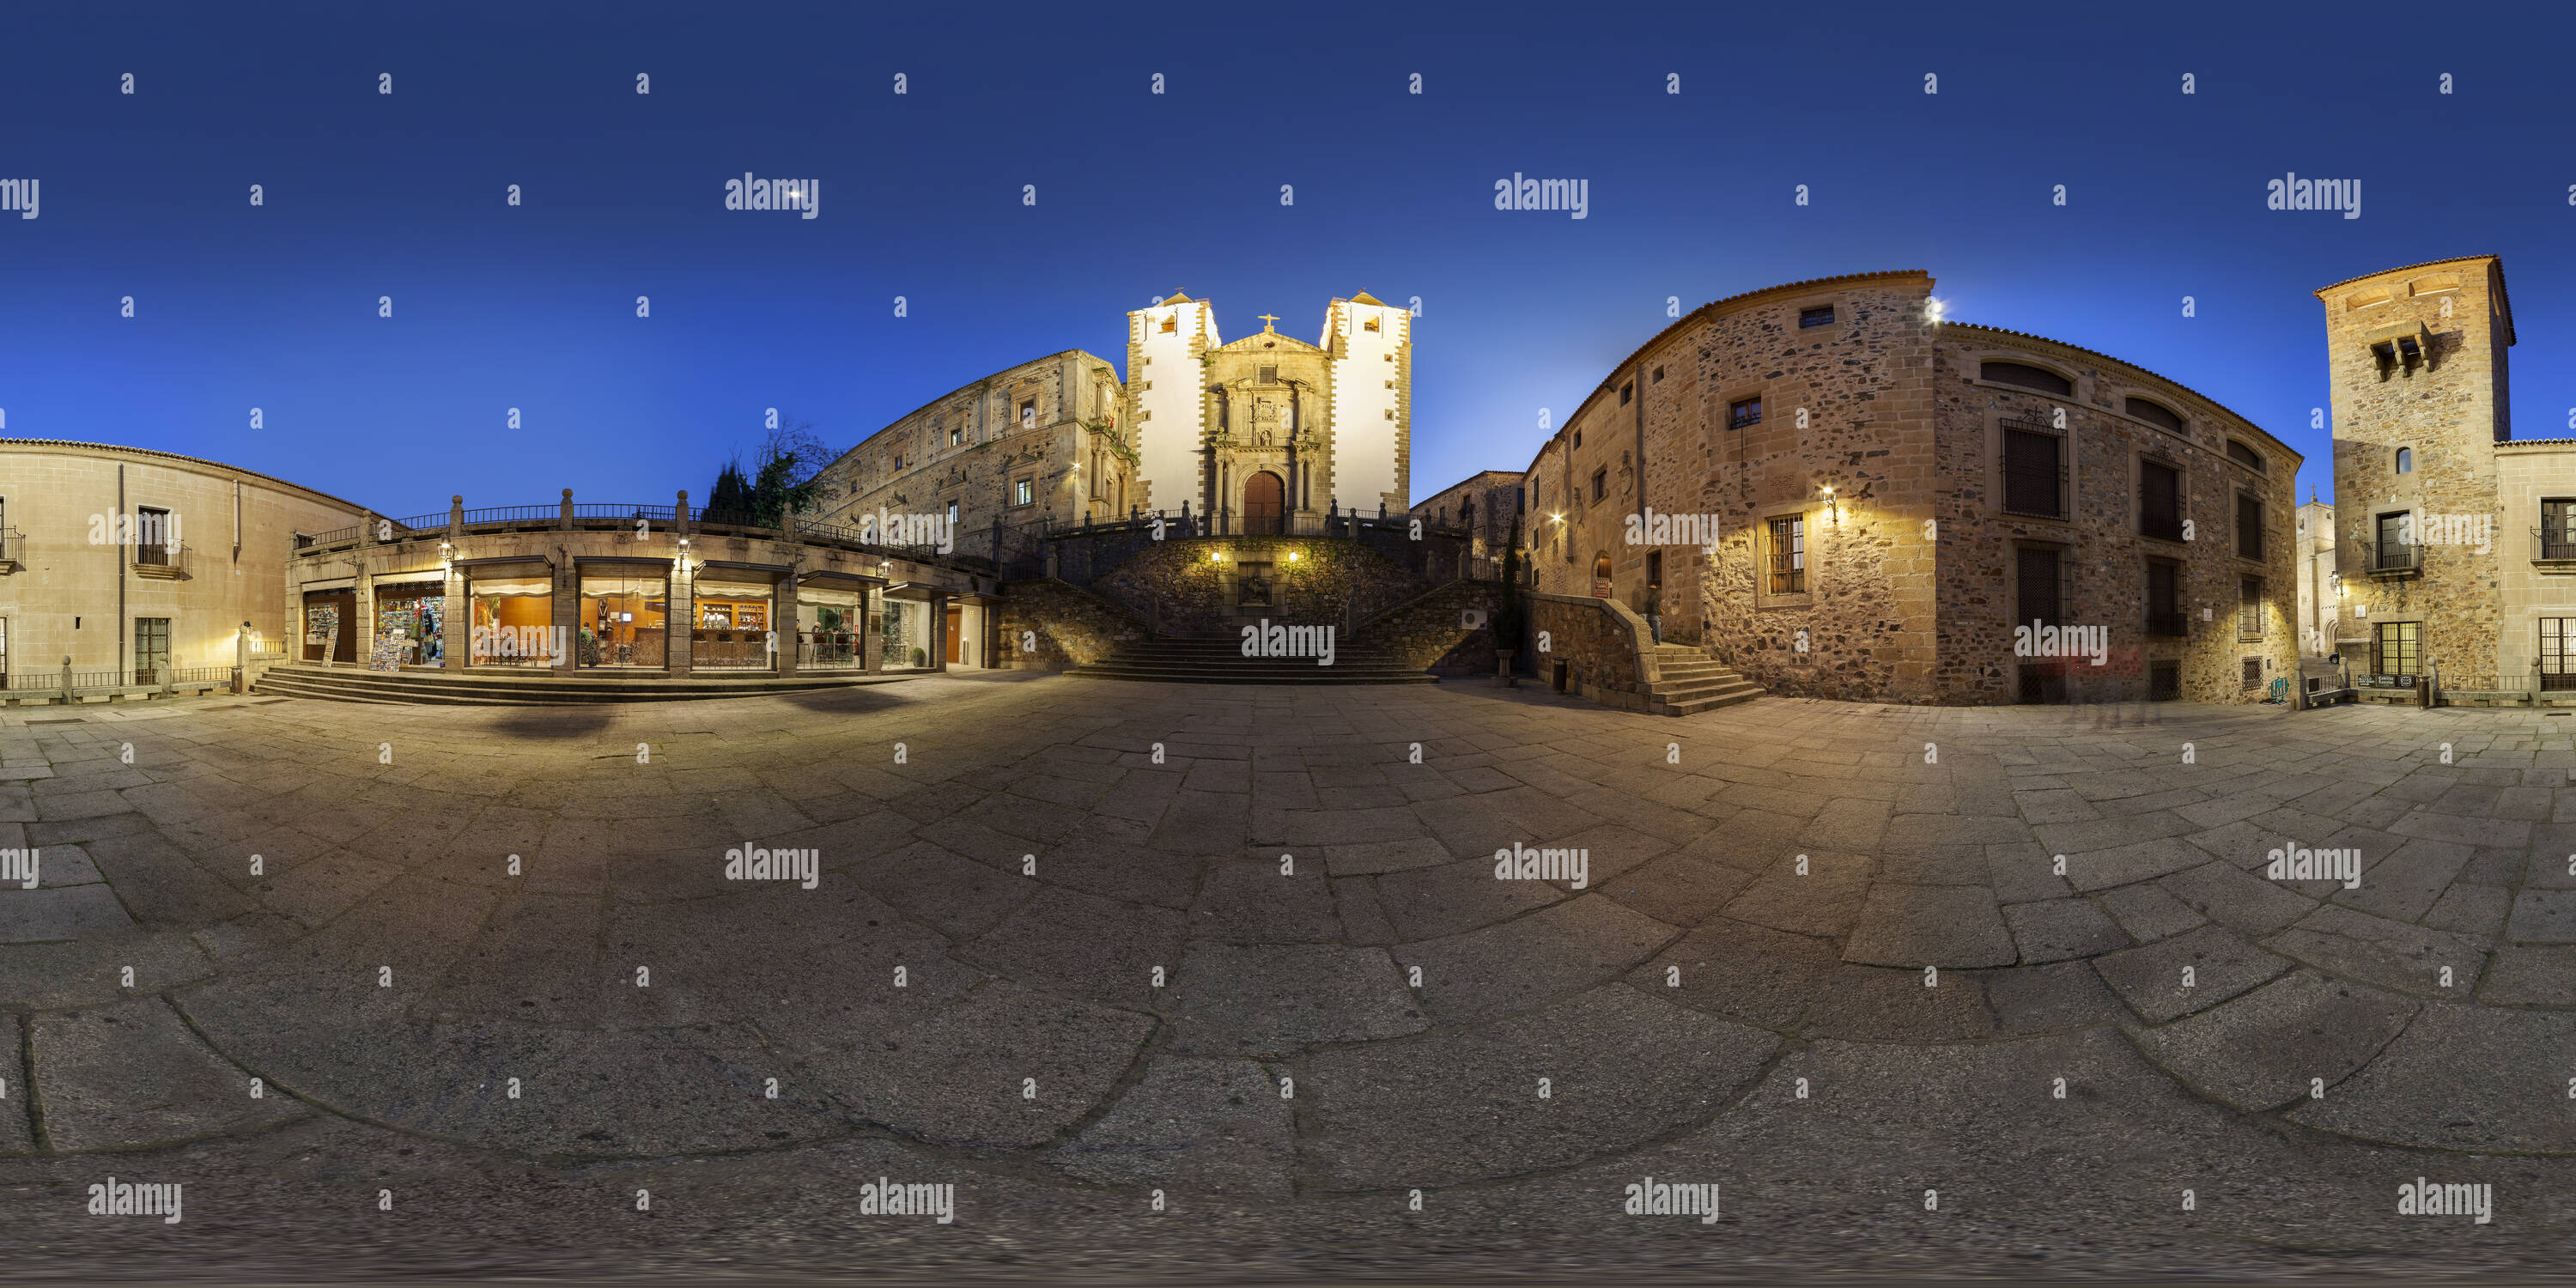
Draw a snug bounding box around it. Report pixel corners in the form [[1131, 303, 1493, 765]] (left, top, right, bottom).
[[1359, 579, 1505, 675], [2322, 258, 2510, 680], [992, 578, 1146, 671], [1528, 592, 1649, 712], [1510, 270, 2306, 708], [1930, 328, 2302, 706], [809, 349, 1137, 545], [1083, 534, 1444, 641]]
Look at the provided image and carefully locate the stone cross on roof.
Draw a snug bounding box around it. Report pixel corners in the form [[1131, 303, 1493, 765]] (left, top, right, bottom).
[[1257, 313, 1279, 331]]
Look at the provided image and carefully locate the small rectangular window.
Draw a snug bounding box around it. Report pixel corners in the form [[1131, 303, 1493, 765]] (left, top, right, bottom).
[[1619, 382, 1632, 405], [2002, 424, 2065, 518], [2146, 560, 2184, 637], [2140, 459, 2182, 540], [1729, 397, 1763, 430], [1799, 306, 1835, 328], [1364, 317, 1380, 332], [1013, 479, 1033, 507], [2236, 494, 2264, 559], [1652, 366, 1665, 383], [1159, 316, 1176, 334], [1768, 516, 1805, 593], [949, 426, 963, 447], [2241, 658, 2263, 690], [1019, 400, 1036, 429], [2017, 546, 2063, 627], [2239, 576, 2263, 638], [1258, 366, 1278, 384], [1591, 470, 1607, 502]]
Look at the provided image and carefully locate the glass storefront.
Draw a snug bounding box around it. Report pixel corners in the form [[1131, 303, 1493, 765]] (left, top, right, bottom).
[[878, 596, 934, 671], [580, 573, 666, 668], [373, 580, 445, 666], [469, 573, 556, 667], [692, 576, 775, 670], [796, 582, 866, 670]]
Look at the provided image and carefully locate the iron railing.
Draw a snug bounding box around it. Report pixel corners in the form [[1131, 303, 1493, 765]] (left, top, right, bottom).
[[2361, 539, 2421, 573], [796, 634, 864, 669], [131, 542, 188, 573], [2536, 529, 2576, 561], [459, 506, 557, 526], [388, 513, 451, 533], [0, 526, 19, 562]]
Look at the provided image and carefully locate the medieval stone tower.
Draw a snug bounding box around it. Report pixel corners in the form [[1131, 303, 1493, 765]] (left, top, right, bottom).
[[2318, 256, 2515, 677], [1125, 292, 1410, 526]]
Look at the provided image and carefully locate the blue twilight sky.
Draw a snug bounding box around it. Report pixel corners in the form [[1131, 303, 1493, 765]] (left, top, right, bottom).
[[2, 1, 2571, 515]]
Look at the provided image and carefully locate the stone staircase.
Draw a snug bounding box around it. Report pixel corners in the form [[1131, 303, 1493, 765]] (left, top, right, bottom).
[[252, 663, 891, 707], [1068, 638, 1437, 685], [1646, 643, 1765, 714]]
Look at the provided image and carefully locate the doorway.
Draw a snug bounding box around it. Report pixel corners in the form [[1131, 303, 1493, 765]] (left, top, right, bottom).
[[945, 605, 963, 665], [1243, 471, 1285, 535], [133, 617, 170, 685]]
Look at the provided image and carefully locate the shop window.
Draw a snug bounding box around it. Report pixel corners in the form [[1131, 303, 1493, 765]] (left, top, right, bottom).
[[374, 580, 447, 666], [468, 574, 554, 666], [580, 574, 666, 668], [798, 583, 866, 669], [692, 578, 775, 671], [879, 597, 935, 671]]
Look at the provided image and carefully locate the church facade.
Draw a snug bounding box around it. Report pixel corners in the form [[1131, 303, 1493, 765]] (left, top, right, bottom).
[[1127, 293, 1412, 529]]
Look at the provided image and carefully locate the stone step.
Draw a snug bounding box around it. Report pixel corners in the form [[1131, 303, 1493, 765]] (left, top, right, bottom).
[[1656, 678, 1764, 702], [1662, 687, 1766, 715], [252, 664, 891, 706]]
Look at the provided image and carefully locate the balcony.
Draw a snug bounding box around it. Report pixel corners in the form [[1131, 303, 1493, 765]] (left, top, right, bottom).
[[0, 526, 19, 573], [2536, 529, 2576, 566], [131, 542, 190, 580], [2359, 539, 2421, 577]]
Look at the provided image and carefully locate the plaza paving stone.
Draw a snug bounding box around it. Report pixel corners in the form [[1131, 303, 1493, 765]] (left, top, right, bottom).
[[17, 678, 2576, 1273]]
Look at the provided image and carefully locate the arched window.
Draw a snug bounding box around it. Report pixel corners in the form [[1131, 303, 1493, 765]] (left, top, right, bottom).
[[1981, 361, 2073, 397], [2395, 447, 2413, 474]]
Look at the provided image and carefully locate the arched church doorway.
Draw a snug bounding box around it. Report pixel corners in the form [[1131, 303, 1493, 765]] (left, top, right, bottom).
[[1592, 552, 1613, 598], [1243, 471, 1285, 536]]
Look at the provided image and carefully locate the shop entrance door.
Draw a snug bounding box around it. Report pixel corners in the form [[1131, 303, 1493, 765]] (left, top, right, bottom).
[[304, 589, 355, 663]]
